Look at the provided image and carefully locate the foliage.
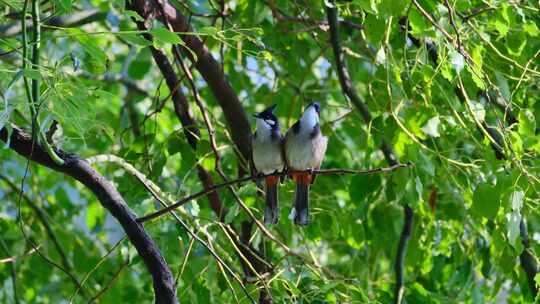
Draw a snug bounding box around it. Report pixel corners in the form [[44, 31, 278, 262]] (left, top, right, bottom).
[[1, 0, 540, 303]]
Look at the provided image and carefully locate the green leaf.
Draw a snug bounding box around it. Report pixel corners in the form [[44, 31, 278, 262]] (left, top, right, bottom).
[[224, 204, 239, 224], [22, 68, 41, 80], [518, 109, 535, 136], [52, 0, 72, 11], [150, 27, 182, 44], [472, 183, 500, 219], [505, 32, 527, 56], [118, 33, 152, 46], [379, 0, 407, 16], [523, 22, 540, 37], [0, 0, 23, 10], [86, 202, 104, 230], [363, 14, 386, 46], [125, 10, 145, 22], [199, 26, 219, 36], [68, 29, 108, 74], [179, 139, 196, 170], [507, 211, 521, 248], [510, 190, 524, 212], [349, 174, 381, 205], [493, 19, 509, 37]]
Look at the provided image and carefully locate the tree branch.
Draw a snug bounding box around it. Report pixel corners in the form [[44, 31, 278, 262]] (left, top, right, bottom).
[[325, 4, 413, 303], [0, 124, 177, 304], [0, 8, 106, 37], [411, 0, 472, 64], [137, 163, 411, 223], [394, 205, 413, 304], [130, 8, 274, 300], [520, 219, 539, 297]]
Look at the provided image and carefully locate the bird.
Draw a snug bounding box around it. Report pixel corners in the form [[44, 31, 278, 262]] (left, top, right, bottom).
[[284, 102, 328, 226], [252, 104, 285, 225]]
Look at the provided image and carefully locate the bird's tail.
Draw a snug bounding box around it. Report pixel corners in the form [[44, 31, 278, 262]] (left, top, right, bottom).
[[291, 172, 311, 226], [264, 175, 280, 225]]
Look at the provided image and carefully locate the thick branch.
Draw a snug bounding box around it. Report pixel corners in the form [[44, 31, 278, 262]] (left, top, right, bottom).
[[0, 125, 177, 304]]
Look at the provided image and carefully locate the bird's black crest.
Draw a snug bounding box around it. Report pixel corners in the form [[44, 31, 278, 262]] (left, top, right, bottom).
[[254, 104, 279, 128], [307, 101, 320, 114]]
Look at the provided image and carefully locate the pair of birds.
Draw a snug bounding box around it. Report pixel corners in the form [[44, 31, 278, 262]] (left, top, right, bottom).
[[252, 102, 328, 226]]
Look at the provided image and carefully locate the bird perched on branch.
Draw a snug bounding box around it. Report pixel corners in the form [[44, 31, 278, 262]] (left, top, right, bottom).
[[252, 104, 285, 225], [284, 102, 328, 226]]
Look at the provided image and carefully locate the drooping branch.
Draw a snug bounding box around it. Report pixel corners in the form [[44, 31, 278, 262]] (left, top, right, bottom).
[[325, 4, 413, 303], [131, 17, 229, 217], [0, 125, 177, 304], [137, 163, 412, 223]]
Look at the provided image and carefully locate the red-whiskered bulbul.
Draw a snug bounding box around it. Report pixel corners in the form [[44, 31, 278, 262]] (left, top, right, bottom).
[[252, 104, 285, 225], [284, 102, 328, 226]]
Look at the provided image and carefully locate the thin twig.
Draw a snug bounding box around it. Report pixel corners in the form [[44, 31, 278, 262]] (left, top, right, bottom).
[[402, 7, 539, 298], [0, 175, 87, 296], [411, 0, 472, 64], [0, 244, 41, 264], [87, 259, 130, 303], [69, 237, 126, 303], [137, 163, 412, 223]]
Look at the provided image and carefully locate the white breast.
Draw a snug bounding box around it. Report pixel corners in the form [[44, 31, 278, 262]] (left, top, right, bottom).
[[285, 109, 327, 170], [252, 121, 285, 174], [253, 137, 284, 174], [285, 131, 327, 170]]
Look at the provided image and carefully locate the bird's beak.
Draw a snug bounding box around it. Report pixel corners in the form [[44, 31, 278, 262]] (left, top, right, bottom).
[[252, 113, 260, 119]]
